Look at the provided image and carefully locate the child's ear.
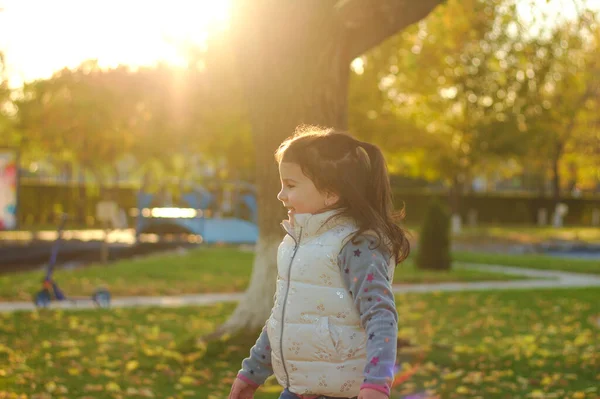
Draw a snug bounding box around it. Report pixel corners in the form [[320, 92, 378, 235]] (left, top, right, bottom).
[[325, 192, 340, 206]]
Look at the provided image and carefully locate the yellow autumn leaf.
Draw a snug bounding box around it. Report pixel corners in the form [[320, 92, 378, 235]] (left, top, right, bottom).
[[67, 368, 81, 376], [96, 334, 110, 343], [423, 378, 438, 388], [456, 386, 469, 394], [56, 385, 68, 394], [104, 369, 119, 378], [45, 381, 57, 393], [528, 390, 545, 398], [163, 350, 184, 362], [258, 385, 282, 393], [84, 384, 104, 392], [179, 375, 197, 385], [572, 393, 585, 399], [541, 376, 553, 386], [537, 348, 552, 358], [219, 333, 231, 342], [142, 346, 157, 357], [523, 335, 536, 343], [105, 381, 121, 392], [185, 351, 206, 363], [424, 362, 439, 372], [453, 344, 468, 353], [442, 369, 464, 380], [573, 333, 591, 346], [68, 317, 79, 329], [125, 360, 139, 372], [139, 387, 155, 398]]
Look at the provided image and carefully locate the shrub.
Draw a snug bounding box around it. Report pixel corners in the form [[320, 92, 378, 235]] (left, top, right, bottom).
[[416, 199, 452, 270]]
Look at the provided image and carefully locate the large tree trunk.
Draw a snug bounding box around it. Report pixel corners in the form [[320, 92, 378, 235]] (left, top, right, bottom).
[[213, 2, 350, 337], [212, 0, 442, 338]]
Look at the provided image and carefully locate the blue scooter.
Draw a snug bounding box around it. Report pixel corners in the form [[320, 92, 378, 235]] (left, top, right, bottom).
[[33, 214, 111, 308]]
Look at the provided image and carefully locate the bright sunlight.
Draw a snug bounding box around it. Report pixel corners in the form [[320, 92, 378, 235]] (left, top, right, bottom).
[[0, 0, 231, 88]]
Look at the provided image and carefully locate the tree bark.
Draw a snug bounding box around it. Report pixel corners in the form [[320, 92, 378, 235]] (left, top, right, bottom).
[[77, 168, 87, 225], [336, 0, 443, 59], [212, 0, 442, 338], [551, 141, 563, 207]]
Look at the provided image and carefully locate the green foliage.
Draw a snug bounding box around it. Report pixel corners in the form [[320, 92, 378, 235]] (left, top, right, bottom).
[[14, 57, 253, 187], [416, 199, 452, 270], [352, 0, 533, 181], [16, 62, 139, 182], [350, 0, 600, 191]]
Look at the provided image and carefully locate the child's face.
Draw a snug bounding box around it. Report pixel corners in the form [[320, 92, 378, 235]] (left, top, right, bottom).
[[277, 162, 336, 217]]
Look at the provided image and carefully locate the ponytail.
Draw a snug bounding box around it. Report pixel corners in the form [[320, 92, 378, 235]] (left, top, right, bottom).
[[357, 142, 391, 221], [355, 141, 409, 262]]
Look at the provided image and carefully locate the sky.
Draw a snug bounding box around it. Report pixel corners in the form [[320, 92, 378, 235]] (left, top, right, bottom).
[[0, 0, 598, 89], [0, 0, 230, 88]]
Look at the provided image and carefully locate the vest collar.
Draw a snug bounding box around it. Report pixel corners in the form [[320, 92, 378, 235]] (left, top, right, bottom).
[[281, 209, 353, 242]]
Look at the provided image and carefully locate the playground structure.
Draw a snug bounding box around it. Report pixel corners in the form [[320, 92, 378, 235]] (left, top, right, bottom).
[[134, 181, 258, 244]]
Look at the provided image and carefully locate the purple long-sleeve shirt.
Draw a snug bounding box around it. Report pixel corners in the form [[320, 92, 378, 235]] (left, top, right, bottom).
[[238, 234, 398, 396]]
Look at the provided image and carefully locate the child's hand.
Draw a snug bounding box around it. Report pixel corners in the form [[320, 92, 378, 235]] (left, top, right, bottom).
[[358, 388, 389, 399], [228, 377, 258, 399]]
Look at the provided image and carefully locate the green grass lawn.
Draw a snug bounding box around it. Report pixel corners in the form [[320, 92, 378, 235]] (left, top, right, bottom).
[[0, 248, 525, 302], [453, 251, 600, 275], [1, 288, 598, 398]]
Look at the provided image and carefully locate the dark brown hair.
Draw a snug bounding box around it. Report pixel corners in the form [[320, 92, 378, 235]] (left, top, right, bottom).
[[275, 126, 410, 264]]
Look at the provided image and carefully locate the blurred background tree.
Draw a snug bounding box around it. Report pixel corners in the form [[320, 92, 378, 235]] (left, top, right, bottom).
[[349, 0, 599, 209], [0, 52, 18, 148]]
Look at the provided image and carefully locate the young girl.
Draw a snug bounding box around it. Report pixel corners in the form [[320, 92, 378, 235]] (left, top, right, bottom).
[[228, 127, 410, 399]]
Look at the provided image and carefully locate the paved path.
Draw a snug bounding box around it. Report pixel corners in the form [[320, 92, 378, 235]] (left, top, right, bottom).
[[1, 264, 599, 313]]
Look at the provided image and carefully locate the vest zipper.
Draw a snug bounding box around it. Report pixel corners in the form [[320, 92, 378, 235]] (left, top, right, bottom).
[[280, 227, 302, 388]]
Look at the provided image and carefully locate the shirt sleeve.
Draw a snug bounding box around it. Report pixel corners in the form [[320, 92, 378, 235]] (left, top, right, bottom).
[[338, 234, 398, 396], [237, 326, 274, 387]]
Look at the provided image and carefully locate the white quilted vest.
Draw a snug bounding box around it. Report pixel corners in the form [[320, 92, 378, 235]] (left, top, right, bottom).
[[266, 210, 394, 397]]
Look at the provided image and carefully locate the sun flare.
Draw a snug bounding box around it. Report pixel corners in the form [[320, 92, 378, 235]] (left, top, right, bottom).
[[0, 0, 232, 87]]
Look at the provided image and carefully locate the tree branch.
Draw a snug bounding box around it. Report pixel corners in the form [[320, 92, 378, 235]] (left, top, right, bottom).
[[336, 0, 444, 60]]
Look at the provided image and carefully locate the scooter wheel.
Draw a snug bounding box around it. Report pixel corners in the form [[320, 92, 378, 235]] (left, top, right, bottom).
[[93, 289, 111, 308], [34, 290, 51, 308]]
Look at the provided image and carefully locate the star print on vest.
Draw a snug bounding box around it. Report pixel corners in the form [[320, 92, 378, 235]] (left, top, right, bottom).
[[353, 249, 362, 257]]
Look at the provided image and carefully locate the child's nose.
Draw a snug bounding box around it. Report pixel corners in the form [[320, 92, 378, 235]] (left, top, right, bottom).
[[277, 189, 285, 202]]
